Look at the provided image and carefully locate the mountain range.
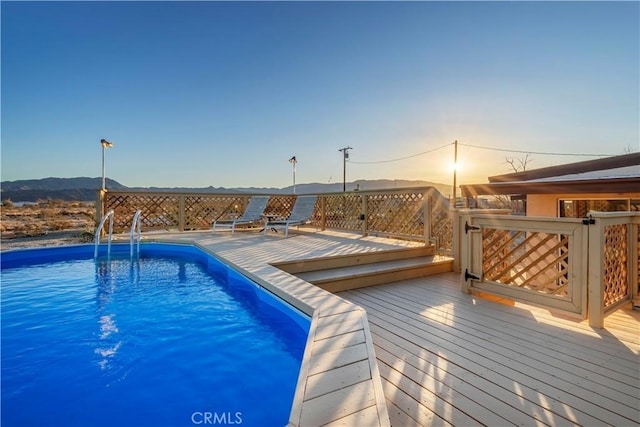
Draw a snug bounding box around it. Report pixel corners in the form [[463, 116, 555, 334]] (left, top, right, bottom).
[[1, 177, 452, 202]]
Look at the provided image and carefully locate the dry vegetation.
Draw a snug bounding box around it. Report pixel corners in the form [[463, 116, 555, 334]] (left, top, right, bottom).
[[1, 200, 96, 250]]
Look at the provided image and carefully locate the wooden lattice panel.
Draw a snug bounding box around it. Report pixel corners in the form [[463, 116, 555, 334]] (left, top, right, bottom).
[[430, 194, 453, 253], [104, 194, 140, 231], [367, 192, 424, 236], [106, 194, 181, 231], [482, 228, 570, 297], [264, 195, 297, 220], [322, 194, 363, 231], [102, 189, 447, 242], [184, 195, 245, 230], [602, 224, 628, 307], [105, 193, 257, 232]]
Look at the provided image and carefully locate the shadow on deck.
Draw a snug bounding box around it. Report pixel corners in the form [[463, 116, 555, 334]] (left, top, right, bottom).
[[340, 272, 640, 427]]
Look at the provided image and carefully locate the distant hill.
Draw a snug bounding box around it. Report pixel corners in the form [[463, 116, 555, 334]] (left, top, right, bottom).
[[275, 179, 452, 196], [1, 177, 127, 192], [1, 177, 451, 202], [1, 177, 127, 203]]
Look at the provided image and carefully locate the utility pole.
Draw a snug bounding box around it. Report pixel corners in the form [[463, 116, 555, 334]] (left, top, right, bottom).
[[452, 140, 458, 208], [289, 156, 297, 194], [338, 147, 352, 192]]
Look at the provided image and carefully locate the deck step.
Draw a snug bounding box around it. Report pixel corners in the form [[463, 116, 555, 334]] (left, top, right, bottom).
[[274, 246, 454, 293], [275, 246, 436, 274]]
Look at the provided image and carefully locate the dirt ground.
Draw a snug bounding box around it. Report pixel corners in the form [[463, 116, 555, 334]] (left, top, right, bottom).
[[1, 201, 96, 250]]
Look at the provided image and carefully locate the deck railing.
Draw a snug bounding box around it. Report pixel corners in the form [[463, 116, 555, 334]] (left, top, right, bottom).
[[587, 212, 640, 327], [458, 209, 640, 327], [98, 187, 454, 253]]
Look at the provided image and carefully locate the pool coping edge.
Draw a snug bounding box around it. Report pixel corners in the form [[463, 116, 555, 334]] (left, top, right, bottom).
[[183, 239, 391, 426]]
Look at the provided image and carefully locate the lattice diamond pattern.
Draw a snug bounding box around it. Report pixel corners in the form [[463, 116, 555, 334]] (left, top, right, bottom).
[[603, 224, 628, 307], [264, 195, 297, 221], [367, 192, 424, 236], [106, 194, 181, 231], [430, 195, 453, 253], [104, 190, 448, 246], [185, 196, 243, 230], [482, 228, 570, 297], [323, 194, 362, 231]]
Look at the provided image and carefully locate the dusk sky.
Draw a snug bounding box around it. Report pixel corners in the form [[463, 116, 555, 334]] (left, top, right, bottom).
[[2, 1, 638, 189]]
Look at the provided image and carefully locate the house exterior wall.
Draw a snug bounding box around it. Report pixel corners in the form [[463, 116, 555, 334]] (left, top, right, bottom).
[[526, 194, 559, 216], [526, 192, 640, 217]]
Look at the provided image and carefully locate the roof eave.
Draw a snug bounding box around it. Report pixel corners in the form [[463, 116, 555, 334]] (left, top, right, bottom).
[[461, 177, 640, 197], [488, 152, 640, 183]]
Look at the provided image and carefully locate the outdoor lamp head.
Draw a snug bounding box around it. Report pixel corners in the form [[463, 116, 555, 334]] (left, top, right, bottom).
[[101, 139, 114, 148]]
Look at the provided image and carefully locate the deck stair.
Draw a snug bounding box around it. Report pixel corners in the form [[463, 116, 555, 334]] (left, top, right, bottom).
[[274, 245, 454, 293]]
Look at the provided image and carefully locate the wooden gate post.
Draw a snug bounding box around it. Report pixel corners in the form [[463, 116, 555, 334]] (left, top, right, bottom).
[[96, 189, 106, 227], [423, 190, 431, 246], [178, 195, 186, 232], [361, 194, 368, 237], [587, 216, 605, 328], [458, 210, 473, 293]]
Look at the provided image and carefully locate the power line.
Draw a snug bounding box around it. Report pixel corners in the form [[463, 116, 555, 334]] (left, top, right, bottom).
[[349, 141, 616, 165], [457, 143, 613, 157], [349, 142, 452, 164]]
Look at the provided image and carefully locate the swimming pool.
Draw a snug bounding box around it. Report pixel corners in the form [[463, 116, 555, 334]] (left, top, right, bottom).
[[1, 243, 310, 427]]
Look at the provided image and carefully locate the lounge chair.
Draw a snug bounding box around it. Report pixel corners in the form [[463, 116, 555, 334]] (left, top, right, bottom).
[[263, 195, 317, 237], [212, 196, 269, 234]]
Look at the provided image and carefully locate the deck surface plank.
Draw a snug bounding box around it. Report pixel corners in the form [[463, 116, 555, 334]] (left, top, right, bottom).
[[299, 380, 377, 427], [340, 272, 640, 427], [370, 286, 640, 405], [149, 230, 404, 426], [138, 230, 637, 427]]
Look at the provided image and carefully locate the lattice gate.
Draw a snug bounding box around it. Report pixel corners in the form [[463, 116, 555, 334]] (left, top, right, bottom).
[[463, 215, 588, 317], [587, 212, 640, 326]]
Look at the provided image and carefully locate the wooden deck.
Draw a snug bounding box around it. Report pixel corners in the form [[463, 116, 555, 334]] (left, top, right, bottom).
[[340, 272, 640, 427], [114, 229, 638, 426], [139, 229, 420, 426]]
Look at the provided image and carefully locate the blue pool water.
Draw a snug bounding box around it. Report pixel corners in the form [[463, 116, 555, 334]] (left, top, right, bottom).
[[1, 243, 310, 427]]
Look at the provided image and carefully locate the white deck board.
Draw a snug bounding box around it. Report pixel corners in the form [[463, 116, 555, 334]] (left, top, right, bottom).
[[299, 380, 377, 427], [377, 358, 484, 426], [311, 329, 366, 356], [145, 230, 395, 426], [305, 359, 372, 400], [372, 286, 640, 403], [351, 304, 636, 425], [133, 230, 637, 427], [341, 273, 640, 427], [313, 315, 364, 342], [296, 256, 440, 282], [307, 342, 369, 376], [322, 403, 380, 426]]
